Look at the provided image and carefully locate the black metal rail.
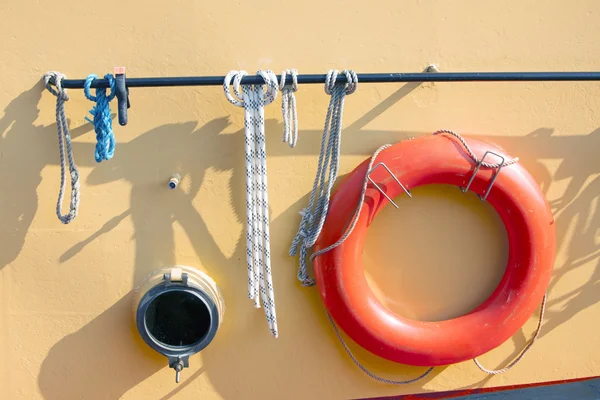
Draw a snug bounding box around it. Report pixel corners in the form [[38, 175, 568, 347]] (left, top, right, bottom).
[[60, 71, 600, 89]]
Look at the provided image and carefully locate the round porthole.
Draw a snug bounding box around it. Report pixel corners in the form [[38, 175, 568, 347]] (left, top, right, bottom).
[[133, 266, 225, 383]]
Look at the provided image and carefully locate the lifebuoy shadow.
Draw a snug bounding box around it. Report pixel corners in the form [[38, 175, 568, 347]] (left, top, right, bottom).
[[480, 128, 600, 341]]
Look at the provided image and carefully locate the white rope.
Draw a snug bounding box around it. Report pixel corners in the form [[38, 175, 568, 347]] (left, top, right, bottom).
[[279, 69, 299, 147], [43, 71, 81, 224], [224, 70, 279, 338], [289, 69, 358, 286]]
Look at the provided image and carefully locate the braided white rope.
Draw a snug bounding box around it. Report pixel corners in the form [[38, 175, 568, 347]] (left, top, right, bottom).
[[279, 69, 299, 147], [43, 71, 81, 224], [289, 70, 358, 286], [224, 70, 279, 338]]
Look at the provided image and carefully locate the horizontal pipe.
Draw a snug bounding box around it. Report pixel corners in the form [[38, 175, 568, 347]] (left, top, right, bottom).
[[59, 71, 600, 89]]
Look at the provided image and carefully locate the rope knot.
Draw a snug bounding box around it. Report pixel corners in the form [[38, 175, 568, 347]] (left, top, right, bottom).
[[279, 69, 298, 92], [257, 70, 279, 105], [84, 74, 117, 162], [325, 70, 358, 95], [43, 71, 70, 101]]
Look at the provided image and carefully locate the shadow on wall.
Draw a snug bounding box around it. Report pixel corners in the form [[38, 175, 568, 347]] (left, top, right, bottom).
[[481, 128, 600, 342], [2, 82, 597, 398], [37, 293, 167, 400], [0, 82, 93, 270]]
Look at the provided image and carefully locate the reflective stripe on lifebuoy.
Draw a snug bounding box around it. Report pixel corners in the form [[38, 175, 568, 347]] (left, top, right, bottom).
[[313, 134, 555, 366]]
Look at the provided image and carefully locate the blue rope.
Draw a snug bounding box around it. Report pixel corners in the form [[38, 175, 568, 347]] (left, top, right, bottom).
[[84, 74, 116, 162]]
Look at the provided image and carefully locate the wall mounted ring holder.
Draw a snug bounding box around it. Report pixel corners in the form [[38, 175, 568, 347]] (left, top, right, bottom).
[[132, 266, 225, 383]]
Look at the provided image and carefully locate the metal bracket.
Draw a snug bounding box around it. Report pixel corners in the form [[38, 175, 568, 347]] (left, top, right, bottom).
[[425, 64, 440, 73], [164, 271, 189, 287], [168, 355, 190, 383], [367, 162, 412, 209], [114, 66, 130, 126], [461, 151, 505, 201]]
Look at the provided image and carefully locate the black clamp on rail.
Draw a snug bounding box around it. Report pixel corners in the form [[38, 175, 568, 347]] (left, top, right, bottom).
[[114, 66, 130, 126]]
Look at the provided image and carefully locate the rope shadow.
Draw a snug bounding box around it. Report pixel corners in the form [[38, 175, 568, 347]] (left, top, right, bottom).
[[0, 82, 93, 271]]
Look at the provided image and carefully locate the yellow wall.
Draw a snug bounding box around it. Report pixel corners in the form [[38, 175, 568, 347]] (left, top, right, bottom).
[[1, 1, 599, 399]]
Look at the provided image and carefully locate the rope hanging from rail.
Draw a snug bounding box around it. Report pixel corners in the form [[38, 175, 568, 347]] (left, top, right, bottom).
[[279, 69, 299, 147], [289, 69, 358, 287], [84, 73, 117, 162], [224, 70, 279, 338], [42, 71, 81, 224]]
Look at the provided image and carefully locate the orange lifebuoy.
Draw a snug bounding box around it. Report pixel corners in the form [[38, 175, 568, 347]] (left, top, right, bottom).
[[313, 134, 555, 366]]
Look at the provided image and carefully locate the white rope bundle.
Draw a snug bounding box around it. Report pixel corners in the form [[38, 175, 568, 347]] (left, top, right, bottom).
[[279, 69, 299, 147], [224, 70, 279, 338], [43, 71, 81, 224], [289, 69, 358, 286]]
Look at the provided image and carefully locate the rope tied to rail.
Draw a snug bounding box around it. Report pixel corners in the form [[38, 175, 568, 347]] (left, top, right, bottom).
[[224, 69, 279, 338], [289, 69, 358, 287], [84, 73, 117, 162], [279, 69, 299, 147], [43, 71, 81, 224]]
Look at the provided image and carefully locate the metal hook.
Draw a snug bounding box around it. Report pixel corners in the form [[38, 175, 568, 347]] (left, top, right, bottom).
[[461, 151, 505, 201], [114, 66, 130, 126], [367, 162, 412, 209]]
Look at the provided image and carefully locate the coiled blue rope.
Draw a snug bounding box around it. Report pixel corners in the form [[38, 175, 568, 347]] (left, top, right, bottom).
[[84, 74, 116, 162]]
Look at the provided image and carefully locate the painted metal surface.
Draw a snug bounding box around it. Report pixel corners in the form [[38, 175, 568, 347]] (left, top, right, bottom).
[[0, 0, 599, 398], [362, 377, 600, 399]]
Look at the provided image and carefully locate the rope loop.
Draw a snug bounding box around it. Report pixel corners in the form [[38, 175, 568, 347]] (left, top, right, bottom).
[[280, 69, 300, 148], [324, 70, 340, 95], [343, 70, 359, 95], [290, 67, 358, 286], [83, 73, 117, 162], [83, 74, 116, 102], [43, 71, 69, 101], [223, 70, 246, 107], [42, 71, 81, 224], [324, 70, 359, 95], [279, 69, 298, 92], [232, 70, 248, 103], [257, 70, 279, 105]]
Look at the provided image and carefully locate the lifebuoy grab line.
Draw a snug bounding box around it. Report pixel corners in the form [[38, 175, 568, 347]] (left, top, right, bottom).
[[309, 130, 555, 378]]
